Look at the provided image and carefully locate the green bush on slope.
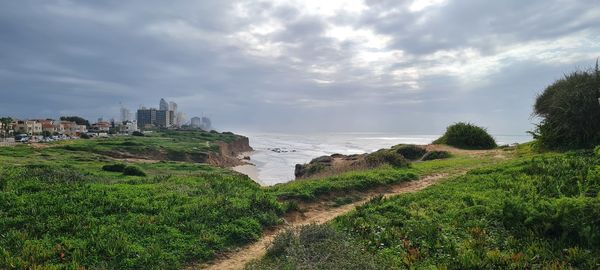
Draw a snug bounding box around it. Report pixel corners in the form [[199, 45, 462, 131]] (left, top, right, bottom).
[[247, 224, 382, 270], [393, 144, 427, 160], [434, 122, 497, 149], [531, 64, 600, 150]]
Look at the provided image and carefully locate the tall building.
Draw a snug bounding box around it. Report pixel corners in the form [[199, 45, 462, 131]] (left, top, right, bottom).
[[137, 108, 172, 129], [201, 117, 212, 131], [137, 108, 156, 129], [120, 105, 131, 122], [169, 101, 177, 112], [159, 98, 169, 111], [190, 117, 201, 128], [176, 111, 186, 127]]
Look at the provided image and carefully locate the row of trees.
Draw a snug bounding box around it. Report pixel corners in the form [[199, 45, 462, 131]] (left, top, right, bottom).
[[1, 117, 12, 139]]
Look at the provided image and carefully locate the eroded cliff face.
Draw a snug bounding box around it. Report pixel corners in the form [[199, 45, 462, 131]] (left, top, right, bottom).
[[207, 136, 253, 167]]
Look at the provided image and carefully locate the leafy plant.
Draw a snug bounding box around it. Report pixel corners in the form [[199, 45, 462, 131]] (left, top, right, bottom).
[[394, 144, 427, 160], [421, 150, 451, 161], [102, 163, 127, 172], [531, 63, 600, 150], [434, 122, 497, 149], [122, 165, 146, 176], [365, 149, 410, 168]]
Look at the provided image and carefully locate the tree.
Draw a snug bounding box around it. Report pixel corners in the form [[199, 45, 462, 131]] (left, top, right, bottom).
[[0, 117, 13, 139], [531, 63, 600, 149], [60, 116, 90, 127]]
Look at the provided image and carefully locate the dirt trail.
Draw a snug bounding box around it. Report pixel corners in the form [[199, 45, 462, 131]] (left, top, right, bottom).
[[192, 172, 460, 270]]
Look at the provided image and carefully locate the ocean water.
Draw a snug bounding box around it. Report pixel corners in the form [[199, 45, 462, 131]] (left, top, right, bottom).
[[235, 133, 532, 186]]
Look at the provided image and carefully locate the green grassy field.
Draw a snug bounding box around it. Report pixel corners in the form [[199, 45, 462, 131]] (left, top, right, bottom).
[[250, 149, 600, 269], [0, 131, 534, 269]]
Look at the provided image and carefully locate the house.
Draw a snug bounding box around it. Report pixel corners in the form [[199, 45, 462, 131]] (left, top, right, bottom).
[[61, 121, 79, 137], [41, 120, 57, 135], [91, 121, 111, 132], [119, 121, 139, 134], [14, 120, 42, 135]]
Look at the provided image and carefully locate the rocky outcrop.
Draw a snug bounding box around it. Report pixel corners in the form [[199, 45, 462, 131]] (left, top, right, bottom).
[[294, 153, 367, 179]]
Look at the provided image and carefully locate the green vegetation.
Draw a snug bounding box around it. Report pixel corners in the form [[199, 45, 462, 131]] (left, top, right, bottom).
[[0, 130, 287, 269], [122, 165, 147, 176], [365, 149, 410, 168], [0, 163, 283, 269], [247, 224, 382, 270], [421, 150, 451, 161], [434, 122, 497, 149], [393, 144, 427, 160], [532, 64, 600, 150], [59, 116, 90, 127], [255, 149, 600, 269], [102, 163, 127, 172], [57, 130, 240, 162], [1, 117, 13, 138], [270, 166, 418, 201]]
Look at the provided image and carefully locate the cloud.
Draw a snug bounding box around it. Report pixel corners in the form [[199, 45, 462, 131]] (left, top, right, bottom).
[[0, 0, 599, 134]]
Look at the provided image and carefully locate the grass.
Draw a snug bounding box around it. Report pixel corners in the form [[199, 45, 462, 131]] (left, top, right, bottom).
[[252, 149, 600, 269], [0, 164, 284, 269], [54, 130, 241, 162], [0, 131, 285, 269], [0, 130, 531, 269]]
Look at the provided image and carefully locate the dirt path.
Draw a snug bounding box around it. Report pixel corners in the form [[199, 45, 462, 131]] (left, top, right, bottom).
[[191, 172, 461, 270]]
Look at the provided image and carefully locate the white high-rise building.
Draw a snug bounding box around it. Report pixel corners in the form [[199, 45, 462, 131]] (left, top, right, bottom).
[[120, 106, 131, 122], [169, 101, 177, 112], [191, 117, 201, 128]]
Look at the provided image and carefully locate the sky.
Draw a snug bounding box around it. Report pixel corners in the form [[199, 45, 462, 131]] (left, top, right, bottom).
[[1, 0, 599, 135]]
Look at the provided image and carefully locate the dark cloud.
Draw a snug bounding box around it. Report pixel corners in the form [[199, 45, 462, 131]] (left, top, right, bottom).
[[0, 0, 599, 134]]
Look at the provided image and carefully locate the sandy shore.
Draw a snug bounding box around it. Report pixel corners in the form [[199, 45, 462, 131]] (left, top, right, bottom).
[[232, 164, 262, 185]]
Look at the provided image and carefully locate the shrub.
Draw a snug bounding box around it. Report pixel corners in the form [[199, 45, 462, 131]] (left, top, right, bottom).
[[421, 150, 451, 161], [251, 224, 382, 269], [434, 122, 497, 149], [394, 144, 427, 160], [80, 133, 91, 139], [102, 163, 127, 172], [132, 131, 144, 137], [122, 166, 146, 176], [531, 64, 600, 150], [365, 149, 410, 168]]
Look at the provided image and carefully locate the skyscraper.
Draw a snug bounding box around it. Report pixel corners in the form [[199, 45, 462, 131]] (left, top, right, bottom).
[[159, 98, 169, 111], [120, 105, 131, 122]]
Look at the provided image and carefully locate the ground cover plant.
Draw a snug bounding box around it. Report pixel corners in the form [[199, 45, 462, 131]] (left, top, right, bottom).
[[246, 224, 384, 270], [255, 149, 600, 269], [434, 122, 497, 150], [0, 164, 284, 269], [56, 130, 241, 162]]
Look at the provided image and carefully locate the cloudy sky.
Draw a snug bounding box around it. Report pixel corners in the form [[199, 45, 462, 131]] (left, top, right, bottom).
[[1, 0, 599, 134]]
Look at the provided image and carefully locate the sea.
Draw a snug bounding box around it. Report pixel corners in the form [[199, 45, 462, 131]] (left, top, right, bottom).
[[233, 133, 532, 186]]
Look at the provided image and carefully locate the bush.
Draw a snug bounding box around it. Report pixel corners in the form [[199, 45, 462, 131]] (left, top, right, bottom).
[[365, 149, 410, 168], [80, 133, 91, 139], [250, 224, 382, 269], [434, 122, 497, 149], [102, 163, 127, 172], [122, 166, 146, 176], [132, 131, 144, 137], [394, 144, 427, 160], [531, 64, 600, 150], [421, 150, 451, 161]]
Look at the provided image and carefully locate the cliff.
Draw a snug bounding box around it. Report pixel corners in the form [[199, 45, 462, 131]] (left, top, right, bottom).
[[207, 136, 253, 167]]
